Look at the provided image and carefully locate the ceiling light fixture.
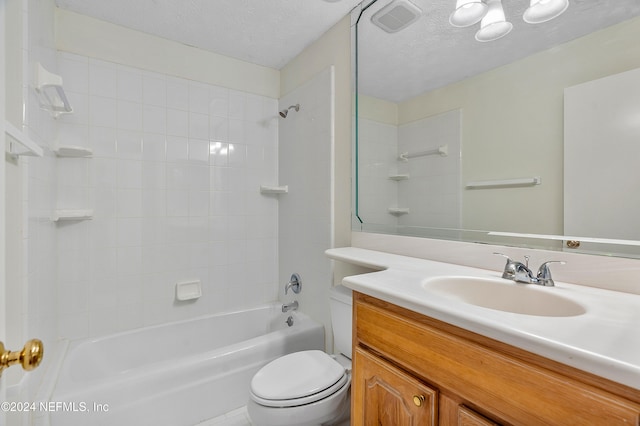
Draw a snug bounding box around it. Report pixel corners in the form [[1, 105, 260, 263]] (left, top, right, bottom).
[[452, 0, 569, 41], [523, 0, 570, 24], [449, 0, 488, 27], [475, 0, 512, 42]]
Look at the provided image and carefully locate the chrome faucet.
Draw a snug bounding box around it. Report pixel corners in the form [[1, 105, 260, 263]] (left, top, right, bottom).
[[284, 273, 302, 295], [282, 300, 298, 313], [494, 253, 565, 287]]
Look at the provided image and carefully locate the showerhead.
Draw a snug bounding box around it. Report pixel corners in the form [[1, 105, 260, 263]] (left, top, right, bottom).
[[279, 104, 300, 118]]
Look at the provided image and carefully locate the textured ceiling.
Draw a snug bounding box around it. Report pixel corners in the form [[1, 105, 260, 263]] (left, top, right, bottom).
[[54, 0, 362, 69], [55, 0, 640, 101], [359, 0, 640, 102]]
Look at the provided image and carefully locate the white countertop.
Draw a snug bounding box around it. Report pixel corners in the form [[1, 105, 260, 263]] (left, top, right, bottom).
[[326, 247, 640, 390]]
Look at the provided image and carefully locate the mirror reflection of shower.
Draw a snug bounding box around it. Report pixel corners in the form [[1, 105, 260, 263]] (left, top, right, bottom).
[[279, 104, 300, 118]]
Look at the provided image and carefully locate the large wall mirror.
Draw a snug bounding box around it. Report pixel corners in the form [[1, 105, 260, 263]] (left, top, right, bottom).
[[353, 0, 640, 258]]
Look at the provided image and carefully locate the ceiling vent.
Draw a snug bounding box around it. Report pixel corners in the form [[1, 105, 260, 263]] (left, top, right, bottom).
[[371, 0, 423, 33]]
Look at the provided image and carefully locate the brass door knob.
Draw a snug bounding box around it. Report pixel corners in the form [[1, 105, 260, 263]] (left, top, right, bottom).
[[413, 394, 425, 407], [0, 339, 44, 377]]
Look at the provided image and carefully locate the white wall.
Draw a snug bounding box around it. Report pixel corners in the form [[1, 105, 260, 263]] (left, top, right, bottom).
[[54, 52, 280, 338]]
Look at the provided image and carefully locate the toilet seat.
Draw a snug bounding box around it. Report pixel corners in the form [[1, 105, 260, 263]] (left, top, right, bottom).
[[250, 350, 348, 408]]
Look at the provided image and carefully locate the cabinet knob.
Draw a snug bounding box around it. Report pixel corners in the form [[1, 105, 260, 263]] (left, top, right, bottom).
[[413, 394, 425, 407]]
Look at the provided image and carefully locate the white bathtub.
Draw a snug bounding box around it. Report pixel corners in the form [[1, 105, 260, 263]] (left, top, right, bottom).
[[36, 304, 324, 426]]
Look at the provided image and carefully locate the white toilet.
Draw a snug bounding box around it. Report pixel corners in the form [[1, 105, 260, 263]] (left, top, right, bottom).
[[247, 285, 353, 426]]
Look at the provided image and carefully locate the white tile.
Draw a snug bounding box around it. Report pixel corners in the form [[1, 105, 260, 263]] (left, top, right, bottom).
[[117, 66, 143, 102], [228, 91, 245, 120], [91, 158, 117, 188], [228, 119, 245, 144], [167, 108, 189, 137], [116, 189, 142, 217], [143, 74, 167, 107], [210, 142, 229, 166], [167, 190, 189, 217], [59, 312, 89, 340], [142, 162, 166, 190], [166, 135, 189, 162], [116, 130, 143, 160], [210, 86, 229, 117], [117, 218, 142, 247], [58, 54, 89, 94], [189, 112, 209, 140], [188, 165, 210, 189], [189, 191, 209, 217], [166, 77, 189, 110], [116, 246, 142, 276], [89, 95, 116, 128], [142, 133, 166, 162], [142, 189, 167, 217], [189, 138, 210, 164], [210, 116, 228, 142], [61, 91, 89, 126], [116, 160, 142, 189], [189, 82, 210, 114], [228, 143, 246, 168], [143, 105, 166, 134], [117, 100, 143, 131], [166, 164, 189, 189], [89, 60, 116, 98], [90, 126, 117, 158]]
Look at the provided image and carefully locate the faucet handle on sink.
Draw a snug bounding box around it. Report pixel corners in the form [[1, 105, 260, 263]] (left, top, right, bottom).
[[537, 261, 566, 287], [494, 253, 525, 280]]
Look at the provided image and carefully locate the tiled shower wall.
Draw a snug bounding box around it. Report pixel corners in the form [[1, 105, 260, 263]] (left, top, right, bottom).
[[55, 52, 279, 339]]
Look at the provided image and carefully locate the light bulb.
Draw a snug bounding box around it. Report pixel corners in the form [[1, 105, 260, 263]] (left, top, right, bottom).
[[450, 0, 488, 28], [475, 0, 512, 42], [523, 0, 569, 24]]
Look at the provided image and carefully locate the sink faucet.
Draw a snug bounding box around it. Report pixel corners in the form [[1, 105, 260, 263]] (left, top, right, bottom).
[[494, 253, 565, 286], [282, 300, 298, 313]]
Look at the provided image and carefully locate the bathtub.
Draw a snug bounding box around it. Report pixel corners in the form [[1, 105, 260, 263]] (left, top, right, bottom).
[[35, 304, 324, 426]]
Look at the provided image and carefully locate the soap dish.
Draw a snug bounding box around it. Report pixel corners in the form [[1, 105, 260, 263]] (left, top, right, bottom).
[[176, 280, 202, 301]]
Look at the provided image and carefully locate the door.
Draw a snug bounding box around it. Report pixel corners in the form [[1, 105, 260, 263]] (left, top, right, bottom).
[[352, 347, 437, 426], [1, 0, 8, 423]]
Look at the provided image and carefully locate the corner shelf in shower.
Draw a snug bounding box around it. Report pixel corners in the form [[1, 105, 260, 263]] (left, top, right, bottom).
[[54, 145, 93, 157], [260, 185, 288, 194], [4, 121, 44, 158], [51, 209, 94, 222], [388, 174, 410, 181], [388, 207, 410, 216]]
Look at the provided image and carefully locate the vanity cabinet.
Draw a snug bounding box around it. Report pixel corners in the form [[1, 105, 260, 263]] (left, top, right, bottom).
[[352, 292, 640, 425]]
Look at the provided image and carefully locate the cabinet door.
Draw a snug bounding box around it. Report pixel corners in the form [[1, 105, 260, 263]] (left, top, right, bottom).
[[458, 406, 500, 426], [353, 347, 437, 426]]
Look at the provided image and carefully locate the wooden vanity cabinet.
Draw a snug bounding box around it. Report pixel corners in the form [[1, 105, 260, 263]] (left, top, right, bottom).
[[352, 292, 640, 426]]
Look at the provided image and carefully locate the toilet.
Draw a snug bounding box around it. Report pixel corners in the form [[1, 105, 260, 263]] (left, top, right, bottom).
[[247, 285, 353, 426]]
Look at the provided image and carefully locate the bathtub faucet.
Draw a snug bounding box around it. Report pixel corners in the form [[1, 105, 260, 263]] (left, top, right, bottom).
[[282, 300, 298, 313]]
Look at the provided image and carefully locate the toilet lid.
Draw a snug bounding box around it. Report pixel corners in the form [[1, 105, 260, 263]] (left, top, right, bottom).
[[250, 350, 346, 403]]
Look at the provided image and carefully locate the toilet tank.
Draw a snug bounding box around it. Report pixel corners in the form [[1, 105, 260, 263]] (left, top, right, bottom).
[[329, 285, 353, 358]]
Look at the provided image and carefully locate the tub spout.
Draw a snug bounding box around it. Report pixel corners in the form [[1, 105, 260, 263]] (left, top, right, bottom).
[[282, 300, 298, 313]]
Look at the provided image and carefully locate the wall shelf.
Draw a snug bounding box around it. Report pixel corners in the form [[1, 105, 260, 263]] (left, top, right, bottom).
[[54, 146, 93, 157], [399, 145, 448, 161], [260, 185, 288, 194], [4, 121, 44, 158], [35, 63, 73, 118], [51, 209, 94, 222], [388, 207, 410, 216], [466, 177, 541, 189], [388, 174, 410, 181]]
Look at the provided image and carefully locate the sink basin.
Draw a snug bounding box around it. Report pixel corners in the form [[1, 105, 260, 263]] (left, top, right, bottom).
[[423, 276, 586, 317]]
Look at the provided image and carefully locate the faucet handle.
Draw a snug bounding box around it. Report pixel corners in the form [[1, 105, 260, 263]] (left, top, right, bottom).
[[284, 273, 302, 295], [494, 253, 520, 280], [537, 261, 566, 286]]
